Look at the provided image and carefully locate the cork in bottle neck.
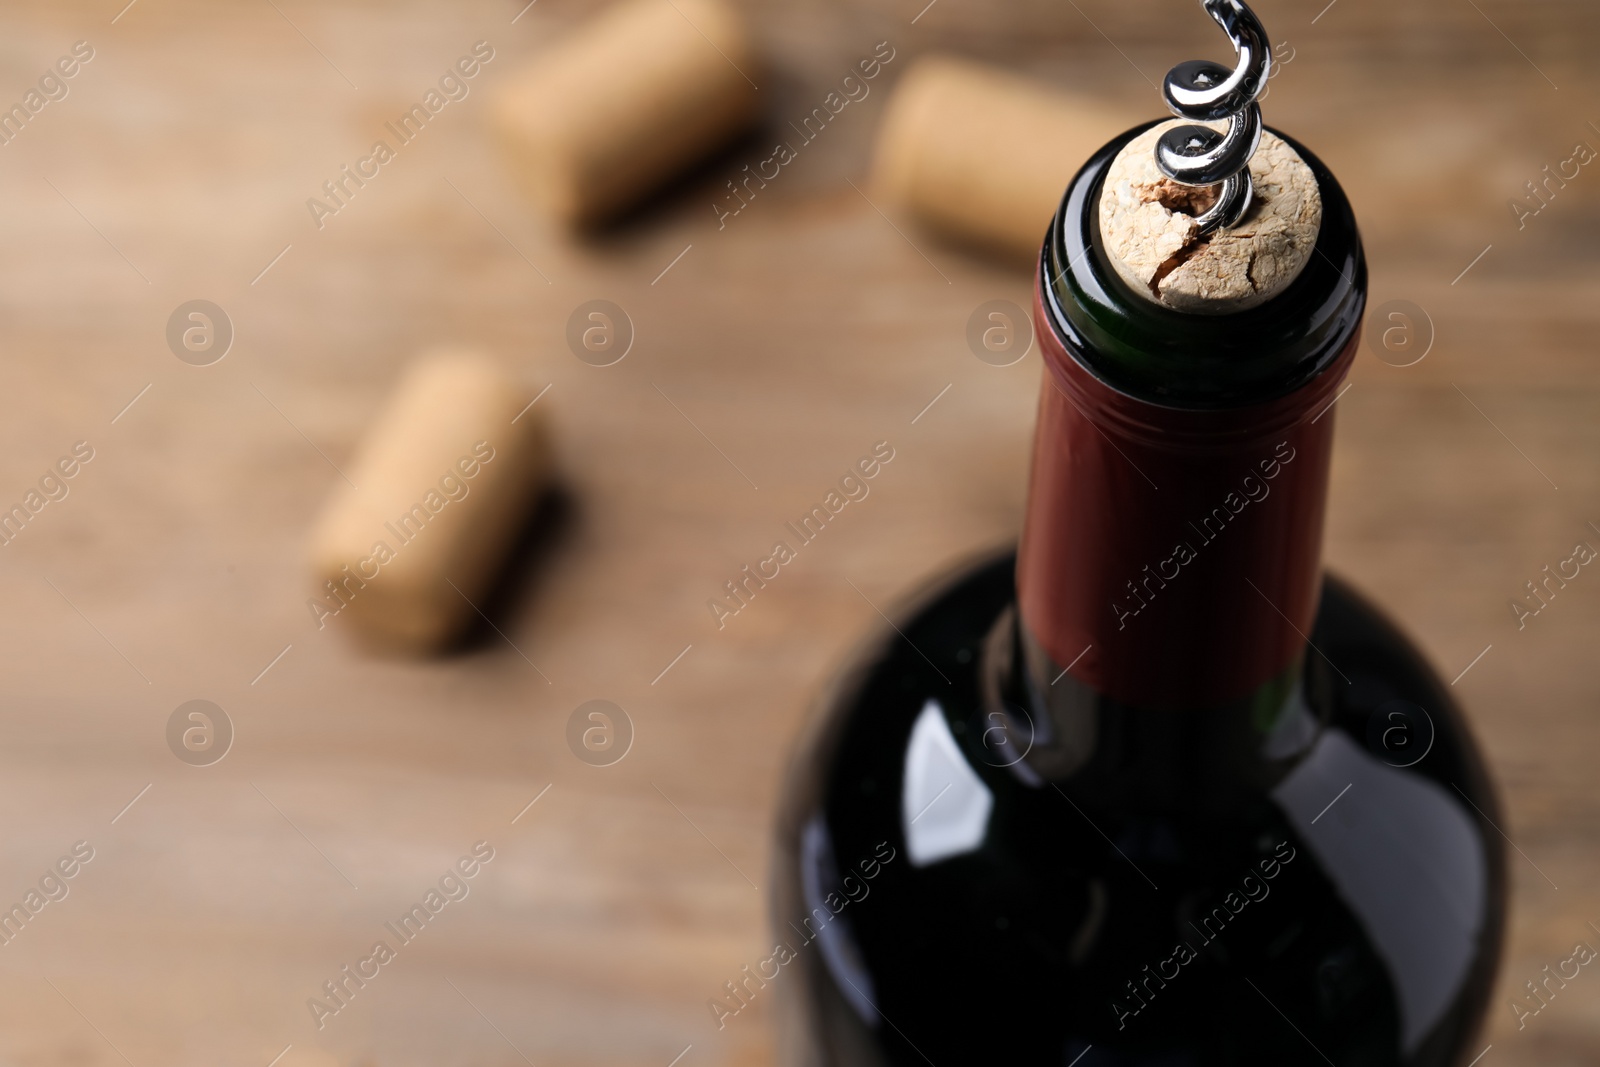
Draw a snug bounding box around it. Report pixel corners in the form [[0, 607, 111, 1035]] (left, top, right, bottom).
[[1098, 120, 1322, 315]]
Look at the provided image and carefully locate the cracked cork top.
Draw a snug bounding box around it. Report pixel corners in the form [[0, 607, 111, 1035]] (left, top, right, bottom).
[[1098, 120, 1322, 315]]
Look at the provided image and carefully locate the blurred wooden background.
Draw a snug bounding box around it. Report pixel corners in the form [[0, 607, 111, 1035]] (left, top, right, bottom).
[[0, 0, 1595, 1064]]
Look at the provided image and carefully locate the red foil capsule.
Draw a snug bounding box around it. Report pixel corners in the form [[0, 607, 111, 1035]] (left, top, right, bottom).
[[1017, 281, 1358, 709]]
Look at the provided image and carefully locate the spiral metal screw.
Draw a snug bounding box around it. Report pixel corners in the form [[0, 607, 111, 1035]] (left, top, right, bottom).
[[1155, 0, 1272, 234]]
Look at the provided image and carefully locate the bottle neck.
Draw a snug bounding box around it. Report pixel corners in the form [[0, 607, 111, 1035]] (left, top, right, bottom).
[[1016, 299, 1354, 710], [1015, 123, 1365, 714], [999, 333, 1350, 804]]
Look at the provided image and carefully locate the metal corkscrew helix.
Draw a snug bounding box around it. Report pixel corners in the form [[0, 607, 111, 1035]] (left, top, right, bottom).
[[1156, 0, 1272, 234]]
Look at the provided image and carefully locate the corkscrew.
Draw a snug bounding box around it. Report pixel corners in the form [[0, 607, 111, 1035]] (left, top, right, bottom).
[[1155, 0, 1272, 234]]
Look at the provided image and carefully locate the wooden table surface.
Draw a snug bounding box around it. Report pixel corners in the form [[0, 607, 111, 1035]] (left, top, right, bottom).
[[0, 1, 1596, 1064]]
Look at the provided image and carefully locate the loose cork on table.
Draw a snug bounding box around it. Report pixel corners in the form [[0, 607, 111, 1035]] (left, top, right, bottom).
[[872, 56, 1137, 260], [306, 351, 551, 655], [491, 0, 759, 227], [1098, 120, 1322, 314]]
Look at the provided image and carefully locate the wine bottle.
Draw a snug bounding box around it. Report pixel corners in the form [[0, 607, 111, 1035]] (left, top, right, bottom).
[[771, 11, 1505, 1064]]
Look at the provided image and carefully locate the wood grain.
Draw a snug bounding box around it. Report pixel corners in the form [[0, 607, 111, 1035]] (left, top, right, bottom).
[[0, 0, 1595, 1064]]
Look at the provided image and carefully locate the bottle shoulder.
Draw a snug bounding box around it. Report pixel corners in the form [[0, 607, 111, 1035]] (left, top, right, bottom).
[[774, 552, 1505, 1066]]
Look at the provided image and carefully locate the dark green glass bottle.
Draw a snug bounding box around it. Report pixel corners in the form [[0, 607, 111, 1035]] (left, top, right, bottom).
[[770, 125, 1505, 1066]]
